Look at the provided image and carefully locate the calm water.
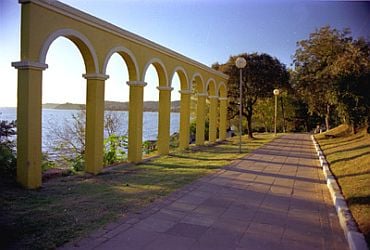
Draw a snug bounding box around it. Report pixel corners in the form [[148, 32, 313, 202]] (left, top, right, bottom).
[[0, 107, 179, 151]]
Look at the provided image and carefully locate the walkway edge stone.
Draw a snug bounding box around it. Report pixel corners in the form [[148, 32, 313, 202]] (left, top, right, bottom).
[[311, 135, 368, 250]]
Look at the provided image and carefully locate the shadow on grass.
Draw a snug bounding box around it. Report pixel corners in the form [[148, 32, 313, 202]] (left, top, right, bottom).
[[322, 134, 366, 150], [336, 170, 370, 178], [326, 143, 370, 156], [317, 134, 361, 147], [330, 150, 370, 165], [347, 195, 370, 206]]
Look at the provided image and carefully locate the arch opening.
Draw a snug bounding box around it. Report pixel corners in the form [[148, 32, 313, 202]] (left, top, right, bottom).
[[191, 73, 205, 94], [218, 82, 227, 98], [142, 59, 168, 87], [42, 36, 87, 169], [103, 52, 131, 165], [170, 67, 189, 91], [207, 79, 218, 143], [168, 71, 182, 149], [206, 79, 217, 97], [190, 73, 205, 121], [102, 47, 139, 81], [142, 64, 160, 155]]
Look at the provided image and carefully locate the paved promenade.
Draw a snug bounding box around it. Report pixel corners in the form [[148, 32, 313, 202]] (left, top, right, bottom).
[[64, 134, 348, 250]]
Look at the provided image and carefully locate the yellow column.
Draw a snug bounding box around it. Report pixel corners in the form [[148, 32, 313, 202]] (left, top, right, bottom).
[[12, 61, 47, 189], [84, 73, 108, 174], [208, 96, 218, 143], [157, 86, 173, 155], [196, 93, 207, 146], [219, 97, 228, 140], [179, 90, 191, 150], [127, 81, 146, 163]]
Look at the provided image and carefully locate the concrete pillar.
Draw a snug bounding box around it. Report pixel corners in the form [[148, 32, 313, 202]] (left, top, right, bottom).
[[84, 73, 108, 174], [157, 86, 173, 155], [219, 97, 228, 141], [179, 90, 191, 150], [127, 81, 146, 163], [11, 61, 48, 189], [208, 96, 218, 143], [196, 93, 207, 146]]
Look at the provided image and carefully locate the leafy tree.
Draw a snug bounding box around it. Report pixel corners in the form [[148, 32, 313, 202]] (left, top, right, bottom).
[[0, 120, 17, 177], [214, 53, 289, 138], [252, 98, 274, 132], [330, 39, 370, 133], [292, 26, 370, 132]]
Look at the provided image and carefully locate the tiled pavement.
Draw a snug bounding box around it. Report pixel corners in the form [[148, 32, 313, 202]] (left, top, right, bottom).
[[62, 134, 348, 250]]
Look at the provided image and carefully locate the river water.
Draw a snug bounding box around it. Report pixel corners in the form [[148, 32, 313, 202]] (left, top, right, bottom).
[[0, 107, 180, 152]]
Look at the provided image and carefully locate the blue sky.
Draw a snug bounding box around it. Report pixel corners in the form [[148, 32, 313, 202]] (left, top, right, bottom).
[[0, 0, 369, 107]]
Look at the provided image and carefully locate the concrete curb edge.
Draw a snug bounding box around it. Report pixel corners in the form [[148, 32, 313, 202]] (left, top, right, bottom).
[[311, 135, 368, 250]]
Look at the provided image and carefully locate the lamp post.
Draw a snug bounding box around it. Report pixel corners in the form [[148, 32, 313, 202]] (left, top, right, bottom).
[[235, 57, 247, 153], [273, 88, 280, 136]]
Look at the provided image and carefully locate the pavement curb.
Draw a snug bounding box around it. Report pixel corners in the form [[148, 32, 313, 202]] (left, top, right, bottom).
[[311, 135, 368, 250]]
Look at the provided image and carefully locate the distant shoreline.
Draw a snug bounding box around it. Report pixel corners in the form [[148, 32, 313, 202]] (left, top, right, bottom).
[[4, 100, 181, 112]]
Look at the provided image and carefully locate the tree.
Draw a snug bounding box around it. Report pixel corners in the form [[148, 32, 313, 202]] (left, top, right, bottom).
[[0, 120, 17, 177], [292, 26, 370, 132], [330, 39, 370, 133], [46, 110, 128, 170], [214, 53, 289, 138]]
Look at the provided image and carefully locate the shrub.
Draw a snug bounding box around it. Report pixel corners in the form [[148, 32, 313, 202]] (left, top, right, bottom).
[[0, 144, 16, 177], [190, 119, 209, 141], [142, 140, 157, 154], [0, 120, 17, 178], [104, 134, 128, 166]]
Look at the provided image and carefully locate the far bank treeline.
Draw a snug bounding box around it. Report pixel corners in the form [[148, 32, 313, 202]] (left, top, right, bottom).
[[43, 100, 181, 112], [213, 26, 370, 136]]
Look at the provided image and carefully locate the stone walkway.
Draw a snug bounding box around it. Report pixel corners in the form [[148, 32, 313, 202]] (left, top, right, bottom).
[[62, 134, 348, 250]]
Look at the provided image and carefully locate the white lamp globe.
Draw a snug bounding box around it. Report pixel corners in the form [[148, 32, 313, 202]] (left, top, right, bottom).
[[235, 57, 247, 69], [273, 89, 280, 96]]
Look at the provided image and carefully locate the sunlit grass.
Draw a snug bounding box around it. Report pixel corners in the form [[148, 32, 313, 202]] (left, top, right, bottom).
[[315, 125, 370, 246], [0, 133, 274, 249]]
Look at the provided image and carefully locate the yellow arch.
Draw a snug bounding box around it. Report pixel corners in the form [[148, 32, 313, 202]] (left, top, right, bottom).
[[218, 82, 227, 98], [39, 28, 98, 74], [142, 58, 169, 87], [170, 66, 190, 91], [191, 73, 205, 93], [206, 78, 217, 96], [12, 0, 229, 188], [102, 46, 139, 81]]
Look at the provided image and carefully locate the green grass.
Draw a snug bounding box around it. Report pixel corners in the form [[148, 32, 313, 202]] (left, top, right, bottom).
[[0, 133, 274, 249], [315, 125, 370, 246]]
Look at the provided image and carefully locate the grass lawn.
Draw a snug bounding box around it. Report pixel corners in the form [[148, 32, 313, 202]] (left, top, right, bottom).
[[315, 125, 370, 246], [0, 133, 274, 249]]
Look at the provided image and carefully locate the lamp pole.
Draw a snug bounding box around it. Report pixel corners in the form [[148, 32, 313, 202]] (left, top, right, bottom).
[[273, 89, 280, 136], [235, 57, 247, 153]]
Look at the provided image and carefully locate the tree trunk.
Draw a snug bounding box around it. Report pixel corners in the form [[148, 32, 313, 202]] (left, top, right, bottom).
[[280, 96, 286, 133], [325, 104, 330, 131], [246, 113, 254, 138], [353, 124, 358, 134]]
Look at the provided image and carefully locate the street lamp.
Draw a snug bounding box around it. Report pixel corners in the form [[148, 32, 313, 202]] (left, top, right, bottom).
[[235, 57, 247, 153], [273, 88, 280, 136]]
